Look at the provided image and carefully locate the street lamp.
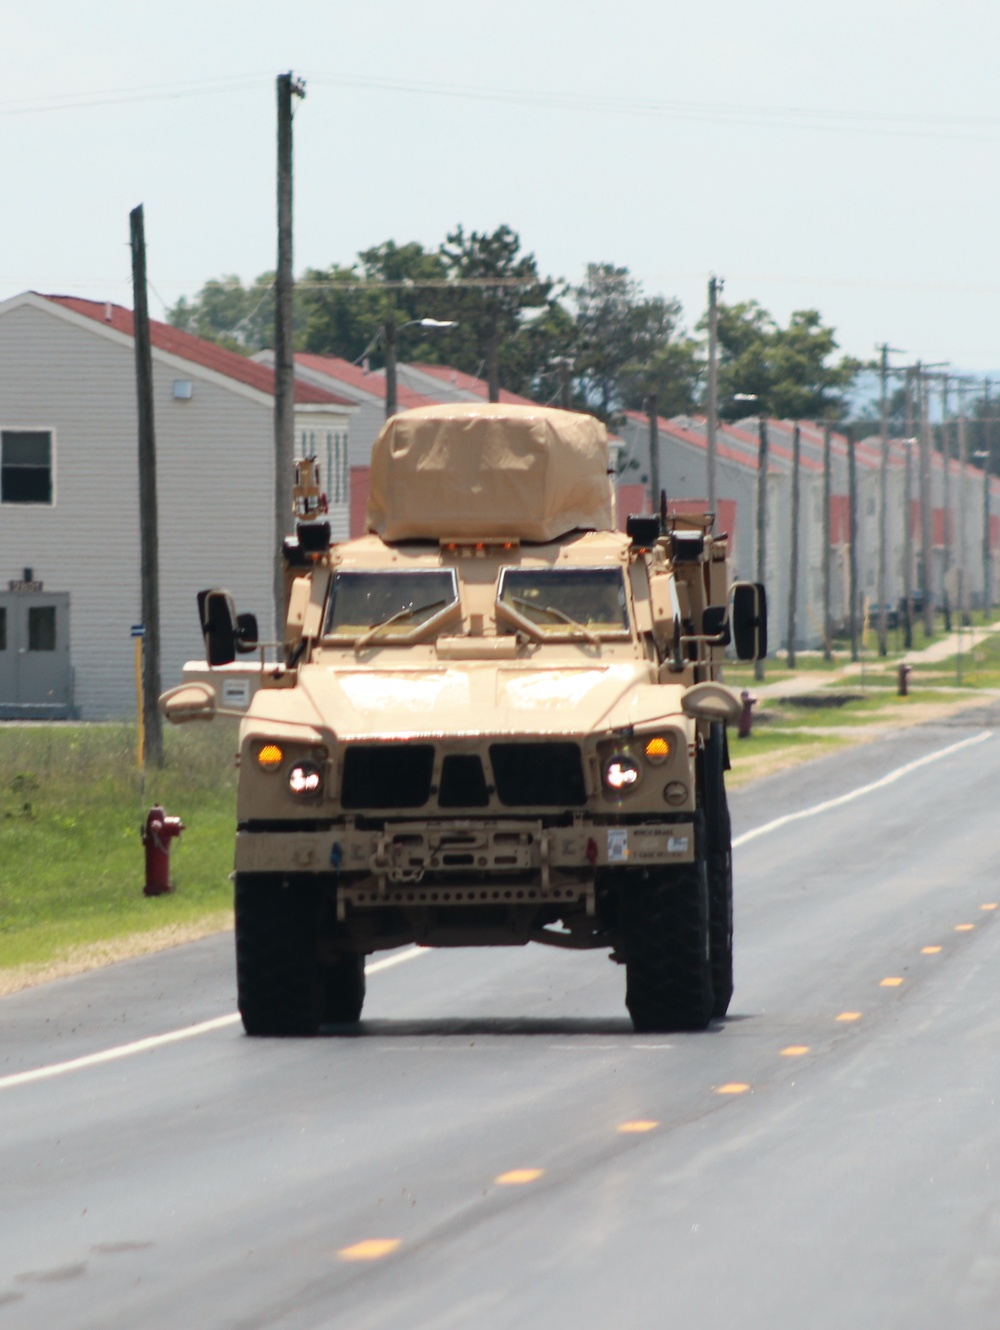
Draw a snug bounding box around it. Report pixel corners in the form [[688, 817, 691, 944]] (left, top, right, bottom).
[[383, 317, 458, 419]]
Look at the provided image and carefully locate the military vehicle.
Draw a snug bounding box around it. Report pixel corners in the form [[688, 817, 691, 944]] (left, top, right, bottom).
[[162, 404, 766, 1035]]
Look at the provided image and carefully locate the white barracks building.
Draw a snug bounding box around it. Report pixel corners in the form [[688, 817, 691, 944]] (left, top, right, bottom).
[[0, 293, 355, 719]]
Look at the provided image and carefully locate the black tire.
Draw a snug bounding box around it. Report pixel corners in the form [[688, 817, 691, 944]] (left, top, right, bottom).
[[235, 873, 323, 1036], [702, 722, 734, 1018], [322, 952, 366, 1025], [622, 820, 714, 1033]]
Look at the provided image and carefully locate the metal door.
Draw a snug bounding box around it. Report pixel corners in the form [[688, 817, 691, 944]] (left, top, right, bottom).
[[0, 591, 71, 718]]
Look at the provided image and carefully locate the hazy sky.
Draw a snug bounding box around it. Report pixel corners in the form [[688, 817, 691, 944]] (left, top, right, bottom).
[[5, 0, 1000, 377]]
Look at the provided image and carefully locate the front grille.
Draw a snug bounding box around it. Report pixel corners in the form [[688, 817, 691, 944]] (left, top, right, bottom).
[[438, 754, 490, 808], [489, 742, 586, 807], [341, 744, 434, 809]]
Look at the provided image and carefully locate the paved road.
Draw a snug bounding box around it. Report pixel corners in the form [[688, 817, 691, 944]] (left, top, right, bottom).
[[3, 713, 1000, 1329]]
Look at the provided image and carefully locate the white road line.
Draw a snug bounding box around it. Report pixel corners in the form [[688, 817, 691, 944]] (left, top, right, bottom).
[[0, 946, 426, 1091], [733, 730, 993, 849]]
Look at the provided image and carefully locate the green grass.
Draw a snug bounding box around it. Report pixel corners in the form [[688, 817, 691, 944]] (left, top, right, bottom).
[[0, 723, 238, 970], [727, 728, 849, 786], [757, 689, 965, 731]]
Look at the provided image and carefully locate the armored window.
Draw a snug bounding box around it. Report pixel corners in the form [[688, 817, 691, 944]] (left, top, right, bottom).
[[1, 431, 52, 504], [324, 569, 459, 640], [0, 608, 6, 650], [497, 567, 629, 637]]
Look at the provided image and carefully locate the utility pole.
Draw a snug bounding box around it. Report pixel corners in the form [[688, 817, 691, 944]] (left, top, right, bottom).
[[848, 423, 859, 661], [706, 275, 722, 517], [274, 70, 306, 640], [822, 419, 832, 661], [754, 411, 769, 682], [903, 368, 914, 649], [958, 378, 969, 619], [941, 375, 952, 578], [556, 357, 571, 410], [917, 364, 935, 639], [876, 343, 901, 656], [129, 203, 163, 769], [984, 377, 992, 619], [646, 394, 661, 517], [383, 302, 398, 419], [486, 303, 501, 403], [939, 374, 953, 632], [787, 422, 800, 668]]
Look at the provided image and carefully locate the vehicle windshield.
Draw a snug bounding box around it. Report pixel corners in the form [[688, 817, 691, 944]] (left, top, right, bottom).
[[324, 570, 459, 639], [497, 568, 630, 637]]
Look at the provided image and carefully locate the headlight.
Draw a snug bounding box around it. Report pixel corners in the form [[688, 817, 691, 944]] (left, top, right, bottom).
[[604, 753, 641, 791], [288, 761, 324, 796]]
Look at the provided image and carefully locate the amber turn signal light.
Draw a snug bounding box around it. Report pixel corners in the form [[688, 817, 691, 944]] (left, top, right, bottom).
[[644, 736, 670, 764], [257, 743, 284, 771]]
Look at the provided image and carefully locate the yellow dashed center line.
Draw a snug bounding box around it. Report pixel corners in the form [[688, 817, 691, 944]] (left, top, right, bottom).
[[981, 903, 998, 911], [618, 1120, 659, 1133], [338, 1239, 401, 1261], [837, 1011, 862, 1022], [880, 977, 904, 987], [954, 924, 976, 932], [496, 1169, 543, 1185], [922, 945, 942, 954], [780, 1046, 810, 1057], [716, 1083, 750, 1095]]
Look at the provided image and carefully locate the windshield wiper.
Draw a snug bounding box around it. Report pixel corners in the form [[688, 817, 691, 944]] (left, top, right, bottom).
[[354, 598, 449, 650], [507, 595, 601, 646]]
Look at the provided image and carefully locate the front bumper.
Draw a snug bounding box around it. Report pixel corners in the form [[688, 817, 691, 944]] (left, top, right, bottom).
[[236, 817, 694, 880], [237, 818, 694, 924]]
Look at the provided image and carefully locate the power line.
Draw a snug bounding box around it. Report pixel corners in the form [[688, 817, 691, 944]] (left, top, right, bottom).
[[0, 73, 270, 116], [6, 69, 1000, 145], [310, 72, 1000, 145]]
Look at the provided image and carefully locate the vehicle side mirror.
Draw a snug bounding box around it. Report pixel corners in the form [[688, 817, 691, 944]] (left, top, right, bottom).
[[702, 605, 730, 644], [235, 613, 259, 654], [731, 582, 767, 661], [159, 682, 217, 724], [197, 589, 238, 667]]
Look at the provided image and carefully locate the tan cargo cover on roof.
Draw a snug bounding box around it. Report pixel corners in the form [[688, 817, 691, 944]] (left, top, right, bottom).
[[366, 403, 614, 543]]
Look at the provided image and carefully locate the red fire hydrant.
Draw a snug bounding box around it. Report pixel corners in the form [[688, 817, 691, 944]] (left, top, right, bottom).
[[897, 663, 912, 697], [142, 805, 185, 897], [738, 689, 757, 739]]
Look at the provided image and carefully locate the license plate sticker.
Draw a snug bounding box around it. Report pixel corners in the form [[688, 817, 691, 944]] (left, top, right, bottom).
[[607, 828, 629, 862], [667, 835, 689, 854]]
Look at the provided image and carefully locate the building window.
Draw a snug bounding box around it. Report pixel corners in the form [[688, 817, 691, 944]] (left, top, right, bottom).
[[1, 431, 52, 504], [28, 606, 56, 651]]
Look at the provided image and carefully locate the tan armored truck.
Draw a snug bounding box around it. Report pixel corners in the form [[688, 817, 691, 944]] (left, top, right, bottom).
[[162, 403, 766, 1035]]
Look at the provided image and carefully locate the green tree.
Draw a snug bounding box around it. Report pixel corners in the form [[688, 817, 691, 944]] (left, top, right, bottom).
[[299, 241, 451, 366], [167, 273, 280, 354], [574, 264, 643, 418], [574, 263, 700, 421], [714, 301, 859, 420], [438, 224, 554, 400], [850, 382, 909, 438]]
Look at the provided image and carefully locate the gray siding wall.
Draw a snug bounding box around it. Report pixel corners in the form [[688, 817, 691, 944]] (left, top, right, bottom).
[[0, 303, 348, 718]]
